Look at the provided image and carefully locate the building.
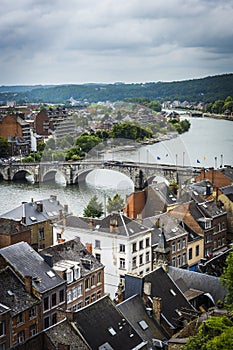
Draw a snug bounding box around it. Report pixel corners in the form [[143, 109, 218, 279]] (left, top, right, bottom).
[[0, 242, 67, 331], [54, 213, 153, 298], [40, 237, 105, 311], [0, 195, 67, 250], [0, 218, 31, 248], [0, 266, 41, 348], [218, 185, 233, 241]]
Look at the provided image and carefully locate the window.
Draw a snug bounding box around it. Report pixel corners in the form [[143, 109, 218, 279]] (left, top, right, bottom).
[[95, 240, 101, 249], [132, 256, 137, 269], [17, 312, 24, 325], [72, 286, 78, 300], [146, 251, 150, 263], [177, 240, 181, 251], [172, 257, 176, 267], [39, 227, 44, 240], [177, 255, 181, 267], [95, 253, 101, 262], [0, 321, 5, 336], [204, 247, 212, 258], [188, 248, 193, 260], [44, 296, 49, 311], [66, 269, 73, 283], [146, 238, 150, 247], [74, 266, 80, 279], [97, 272, 102, 284], [29, 324, 37, 337], [119, 244, 125, 253], [119, 258, 125, 269], [51, 313, 57, 325], [67, 290, 72, 303], [139, 240, 143, 250], [77, 284, 83, 297], [132, 242, 137, 252], [205, 233, 212, 243], [29, 307, 36, 319], [77, 302, 83, 309], [182, 253, 186, 265], [85, 297, 90, 306], [85, 278, 90, 290], [97, 290, 102, 299], [44, 316, 50, 329], [91, 293, 96, 302], [51, 293, 57, 307], [139, 254, 143, 265], [182, 238, 186, 248], [91, 274, 96, 287], [172, 242, 176, 253], [205, 221, 211, 229], [0, 343, 6, 350], [17, 331, 24, 344], [59, 289, 65, 303]]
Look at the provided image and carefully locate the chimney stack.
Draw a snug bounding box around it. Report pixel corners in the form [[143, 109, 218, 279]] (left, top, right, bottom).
[[152, 297, 162, 323], [24, 275, 32, 294], [86, 243, 92, 254], [36, 202, 43, 212]]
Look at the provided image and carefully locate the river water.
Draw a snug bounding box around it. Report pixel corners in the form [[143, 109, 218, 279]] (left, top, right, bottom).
[[0, 117, 232, 216]]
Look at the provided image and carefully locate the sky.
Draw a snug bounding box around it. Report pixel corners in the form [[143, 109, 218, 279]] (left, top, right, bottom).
[[0, 0, 233, 85]]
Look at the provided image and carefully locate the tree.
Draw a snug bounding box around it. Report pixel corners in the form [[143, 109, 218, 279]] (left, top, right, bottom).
[[83, 195, 103, 218], [107, 194, 125, 214], [0, 136, 11, 158], [183, 316, 233, 350], [220, 250, 233, 310]]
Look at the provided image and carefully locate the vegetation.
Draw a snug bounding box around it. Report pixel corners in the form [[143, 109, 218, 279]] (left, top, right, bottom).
[[0, 136, 11, 158], [220, 250, 233, 310], [169, 119, 191, 134], [182, 316, 233, 350], [107, 194, 125, 214], [205, 96, 233, 114], [1, 74, 233, 105], [83, 195, 103, 218]]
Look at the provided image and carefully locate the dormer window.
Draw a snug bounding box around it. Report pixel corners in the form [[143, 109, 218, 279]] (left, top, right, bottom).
[[66, 269, 73, 283], [205, 221, 211, 229], [74, 266, 80, 280]]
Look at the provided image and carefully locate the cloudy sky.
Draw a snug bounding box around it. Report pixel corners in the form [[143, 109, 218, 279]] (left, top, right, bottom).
[[0, 0, 233, 85]]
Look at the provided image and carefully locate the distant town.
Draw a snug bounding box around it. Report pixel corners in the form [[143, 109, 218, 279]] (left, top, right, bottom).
[[0, 96, 233, 349]]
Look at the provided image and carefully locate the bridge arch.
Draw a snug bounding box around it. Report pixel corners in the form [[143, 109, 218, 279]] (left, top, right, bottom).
[[12, 169, 34, 182], [42, 169, 67, 184]]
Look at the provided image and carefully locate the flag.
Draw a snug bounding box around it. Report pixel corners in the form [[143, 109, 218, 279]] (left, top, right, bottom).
[[203, 155, 206, 161], [157, 156, 161, 160], [165, 153, 168, 157], [197, 159, 200, 164]]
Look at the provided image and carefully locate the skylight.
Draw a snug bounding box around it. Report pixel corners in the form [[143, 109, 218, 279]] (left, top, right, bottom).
[[138, 320, 149, 330], [108, 327, 116, 336], [29, 216, 37, 221], [46, 270, 56, 278]]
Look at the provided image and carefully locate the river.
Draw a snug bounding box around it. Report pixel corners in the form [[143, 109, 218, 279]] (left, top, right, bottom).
[[0, 117, 232, 216]]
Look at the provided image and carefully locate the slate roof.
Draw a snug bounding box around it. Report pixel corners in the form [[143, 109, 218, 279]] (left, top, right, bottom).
[[220, 184, 233, 198], [40, 237, 104, 275], [45, 319, 89, 350], [149, 182, 178, 206], [0, 218, 29, 235], [0, 266, 39, 316], [143, 267, 195, 329], [0, 242, 65, 294], [168, 266, 226, 303], [189, 199, 226, 222], [73, 295, 147, 350], [218, 166, 233, 181], [117, 294, 167, 347], [61, 213, 151, 237], [0, 195, 64, 225]]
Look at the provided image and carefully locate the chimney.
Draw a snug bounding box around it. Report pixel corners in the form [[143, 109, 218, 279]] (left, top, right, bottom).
[[152, 297, 162, 323], [86, 243, 92, 254], [209, 167, 215, 185], [22, 203, 26, 224], [58, 345, 70, 350], [58, 209, 63, 220], [24, 275, 32, 294], [89, 219, 94, 228], [63, 217, 67, 226], [64, 204, 68, 214], [110, 218, 118, 232], [36, 202, 43, 212], [43, 253, 53, 267], [201, 168, 205, 179]]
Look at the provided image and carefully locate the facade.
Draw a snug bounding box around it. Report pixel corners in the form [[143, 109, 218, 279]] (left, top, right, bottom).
[[0, 195, 67, 250], [40, 238, 105, 311], [0, 218, 31, 248], [54, 213, 153, 298], [218, 185, 233, 241], [0, 242, 67, 331]]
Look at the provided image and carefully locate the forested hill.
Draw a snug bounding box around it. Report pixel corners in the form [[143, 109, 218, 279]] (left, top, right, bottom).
[[0, 73, 233, 104]]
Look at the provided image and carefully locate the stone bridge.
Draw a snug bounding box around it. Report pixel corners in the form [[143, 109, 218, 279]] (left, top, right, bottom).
[[0, 160, 200, 189]]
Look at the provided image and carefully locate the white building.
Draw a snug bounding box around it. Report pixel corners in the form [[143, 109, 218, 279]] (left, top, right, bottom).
[[53, 213, 153, 298]]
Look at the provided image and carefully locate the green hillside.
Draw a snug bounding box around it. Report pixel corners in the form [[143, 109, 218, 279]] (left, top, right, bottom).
[[0, 73, 232, 104]]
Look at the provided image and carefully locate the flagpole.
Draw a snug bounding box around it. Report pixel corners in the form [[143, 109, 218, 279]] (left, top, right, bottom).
[[182, 152, 185, 167], [221, 154, 223, 168], [214, 156, 217, 169]]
